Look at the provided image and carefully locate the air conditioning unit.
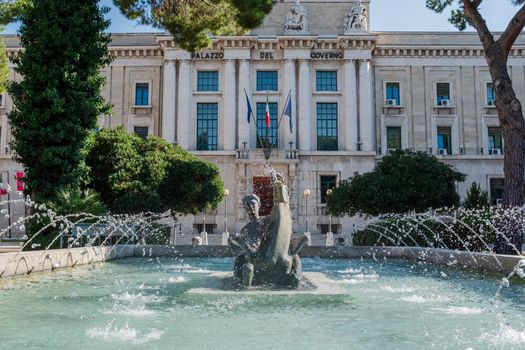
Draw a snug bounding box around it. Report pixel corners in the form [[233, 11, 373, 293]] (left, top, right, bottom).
[[440, 99, 451, 106], [387, 148, 397, 155], [437, 148, 448, 155], [386, 99, 398, 106], [489, 148, 502, 155], [496, 198, 503, 206], [487, 99, 496, 106]]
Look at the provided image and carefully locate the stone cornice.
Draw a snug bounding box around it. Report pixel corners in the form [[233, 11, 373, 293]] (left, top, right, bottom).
[[109, 46, 163, 58], [374, 45, 525, 58], [156, 35, 378, 53]]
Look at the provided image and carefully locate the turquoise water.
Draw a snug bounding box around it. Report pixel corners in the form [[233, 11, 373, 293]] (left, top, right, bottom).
[[1, 257, 524, 349]]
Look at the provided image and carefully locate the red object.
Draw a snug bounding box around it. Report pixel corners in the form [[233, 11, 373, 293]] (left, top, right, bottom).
[[0, 173, 7, 195], [16, 171, 24, 192]]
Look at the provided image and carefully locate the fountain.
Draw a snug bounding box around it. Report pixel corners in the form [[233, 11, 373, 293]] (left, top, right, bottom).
[[1, 178, 525, 348]]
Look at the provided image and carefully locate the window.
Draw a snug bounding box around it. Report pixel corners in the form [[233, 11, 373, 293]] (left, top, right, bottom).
[[487, 82, 496, 105], [320, 175, 337, 204], [197, 71, 219, 91], [490, 178, 504, 206], [133, 126, 149, 140], [135, 83, 149, 106], [193, 224, 216, 234], [386, 127, 402, 151], [436, 82, 451, 105], [386, 82, 400, 105], [256, 102, 278, 148], [317, 103, 338, 151], [319, 224, 339, 235], [488, 127, 502, 152], [316, 71, 337, 91], [256, 71, 278, 91], [437, 127, 452, 154], [196, 103, 218, 151]]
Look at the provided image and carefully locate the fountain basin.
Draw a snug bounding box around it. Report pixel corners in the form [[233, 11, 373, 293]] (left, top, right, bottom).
[[0, 245, 524, 278], [1, 256, 524, 349]]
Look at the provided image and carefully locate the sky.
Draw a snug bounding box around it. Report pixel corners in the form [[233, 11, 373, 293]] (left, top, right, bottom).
[[0, 0, 521, 34]]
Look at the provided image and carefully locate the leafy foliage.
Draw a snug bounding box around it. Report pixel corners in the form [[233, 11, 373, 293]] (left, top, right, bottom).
[[25, 188, 107, 250], [0, 0, 29, 25], [426, 0, 525, 31], [8, 0, 111, 201], [327, 151, 466, 217], [86, 128, 224, 214], [113, 0, 274, 51], [0, 37, 8, 93], [463, 182, 490, 209]]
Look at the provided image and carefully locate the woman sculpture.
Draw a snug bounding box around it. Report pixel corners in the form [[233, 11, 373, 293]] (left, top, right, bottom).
[[229, 170, 307, 287]]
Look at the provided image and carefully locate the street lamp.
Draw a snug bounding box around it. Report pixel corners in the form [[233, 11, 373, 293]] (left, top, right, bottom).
[[223, 189, 230, 234], [303, 188, 311, 233], [326, 189, 333, 234], [326, 188, 334, 246]]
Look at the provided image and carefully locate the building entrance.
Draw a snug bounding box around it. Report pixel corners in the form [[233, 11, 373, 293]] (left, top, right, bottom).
[[253, 176, 274, 216]]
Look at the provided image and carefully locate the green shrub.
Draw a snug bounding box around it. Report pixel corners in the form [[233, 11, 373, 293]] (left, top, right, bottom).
[[25, 188, 106, 250], [463, 182, 490, 209], [353, 208, 497, 252], [143, 223, 172, 245]]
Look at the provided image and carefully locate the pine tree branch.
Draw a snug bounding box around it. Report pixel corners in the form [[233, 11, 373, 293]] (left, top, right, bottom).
[[498, 4, 525, 55], [462, 0, 494, 50]]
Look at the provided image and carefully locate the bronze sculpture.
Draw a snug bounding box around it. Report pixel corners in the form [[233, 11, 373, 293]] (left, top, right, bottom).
[[229, 171, 308, 287]]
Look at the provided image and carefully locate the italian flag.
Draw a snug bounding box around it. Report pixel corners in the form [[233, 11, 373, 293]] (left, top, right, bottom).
[[265, 93, 270, 128]]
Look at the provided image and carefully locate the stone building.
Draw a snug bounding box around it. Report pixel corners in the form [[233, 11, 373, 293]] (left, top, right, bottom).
[[0, 0, 518, 239]]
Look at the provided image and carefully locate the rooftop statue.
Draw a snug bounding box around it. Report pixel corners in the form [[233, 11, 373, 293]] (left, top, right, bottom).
[[344, 2, 368, 33], [229, 170, 308, 288], [284, 0, 309, 35]]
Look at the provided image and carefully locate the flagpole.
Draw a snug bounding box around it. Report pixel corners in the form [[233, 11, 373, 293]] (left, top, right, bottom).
[[244, 88, 264, 149], [266, 88, 269, 154], [277, 89, 292, 133]]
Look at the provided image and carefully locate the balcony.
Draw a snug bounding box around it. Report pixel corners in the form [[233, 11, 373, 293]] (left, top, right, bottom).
[[235, 148, 299, 162]]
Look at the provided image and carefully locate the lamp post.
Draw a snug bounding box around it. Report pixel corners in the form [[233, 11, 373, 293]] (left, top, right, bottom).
[[326, 189, 333, 234], [326, 189, 334, 246], [223, 189, 229, 234], [222, 189, 230, 245], [303, 189, 310, 233]]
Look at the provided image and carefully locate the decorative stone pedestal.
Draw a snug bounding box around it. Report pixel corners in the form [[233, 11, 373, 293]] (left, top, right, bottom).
[[186, 271, 345, 296], [200, 231, 208, 245], [221, 232, 229, 246], [326, 232, 334, 246]]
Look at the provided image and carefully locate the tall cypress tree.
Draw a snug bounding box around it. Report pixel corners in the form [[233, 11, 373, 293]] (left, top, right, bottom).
[[8, 0, 112, 200]]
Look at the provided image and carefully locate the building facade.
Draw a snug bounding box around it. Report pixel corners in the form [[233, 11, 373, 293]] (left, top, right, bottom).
[[0, 0, 518, 239]]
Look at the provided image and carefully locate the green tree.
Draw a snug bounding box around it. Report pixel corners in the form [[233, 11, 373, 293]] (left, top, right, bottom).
[[327, 151, 466, 217], [427, 0, 525, 254], [0, 0, 28, 93], [463, 182, 490, 209], [114, 0, 274, 51], [160, 152, 225, 215], [86, 128, 224, 214], [8, 0, 112, 201]]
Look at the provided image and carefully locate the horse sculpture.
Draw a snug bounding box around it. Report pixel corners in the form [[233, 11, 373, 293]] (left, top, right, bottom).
[[228, 171, 308, 288]]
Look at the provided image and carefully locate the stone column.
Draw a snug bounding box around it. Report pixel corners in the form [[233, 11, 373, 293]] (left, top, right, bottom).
[[177, 59, 191, 149], [223, 59, 236, 151], [238, 59, 252, 149], [298, 59, 311, 151], [283, 59, 296, 148], [162, 59, 177, 144], [344, 59, 358, 151], [359, 59, 374, 152]]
